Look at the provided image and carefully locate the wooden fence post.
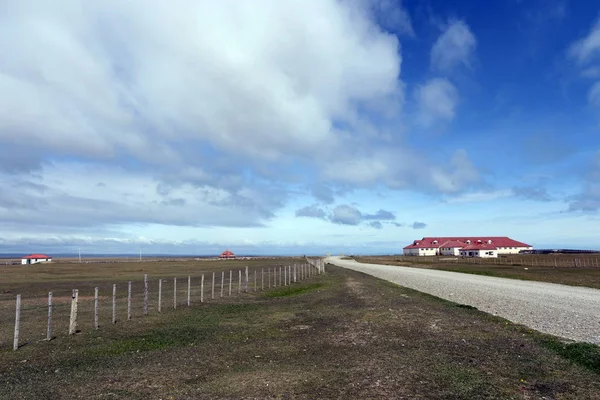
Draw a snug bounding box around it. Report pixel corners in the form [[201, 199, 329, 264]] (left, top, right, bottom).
[[158, 279, 162, 312], [47, 292, 53, 340], [201, 274, 205, 303], [144, 274, 149, 316], [112, 284, 117, 324], [279, 266, 282, 286], [94, 287, 99, 330], [294, 264, 297, 283], [284, 266, 287, 286], [254, 270, 257, 292], [238, 270, 242, 294], [229, 270, 232, 296], [261, 268, 264, 290], [69, 289, 79, 335], [245, 266, 249, 292], [212, 272, 215, 300], [187, 276, 191, 306], [268, 268, 271, 288], [13, 294, 21, 351], [127, 282, 132, 320], [173, 278, 177, 309], [221, 271, 225, 298]]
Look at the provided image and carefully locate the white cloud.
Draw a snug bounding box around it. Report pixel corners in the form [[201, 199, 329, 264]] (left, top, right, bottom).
[[0, 162, 283, 230], [411, 221, 427, 229], [323, 147, 480, 194], [568, 151, 600, 212], [415, 78, 459, 128], [431, 20, 477, 72], [367, 0, 415, 36], [295, 205, 327, 219], [568, 18, 600, 65], [0, 0, 484, 245], [570, 18, 600, 112], [445, 190, 512, 204], [588, 81, 600, 107], [330, 204, 363, 225], [0, 0, 402, 168]]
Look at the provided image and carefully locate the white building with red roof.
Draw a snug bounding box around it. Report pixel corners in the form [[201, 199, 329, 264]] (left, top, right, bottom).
[[21, 254, 53, 265], [403, 237, 532, 258]]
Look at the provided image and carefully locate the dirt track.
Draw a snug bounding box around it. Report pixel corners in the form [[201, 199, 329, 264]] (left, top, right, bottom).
[[327, 256, 600, 344]]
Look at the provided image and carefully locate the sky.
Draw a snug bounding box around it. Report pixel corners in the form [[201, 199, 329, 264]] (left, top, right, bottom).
[[1, 0, 600, 256]]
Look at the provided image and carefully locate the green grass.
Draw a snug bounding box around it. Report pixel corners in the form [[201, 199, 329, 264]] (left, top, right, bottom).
[[263, 283, 325, 298], [537, 339, 600, 374]]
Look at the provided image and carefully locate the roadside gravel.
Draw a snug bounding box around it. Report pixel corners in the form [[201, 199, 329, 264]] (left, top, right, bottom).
[[327, 256, 600, 344]]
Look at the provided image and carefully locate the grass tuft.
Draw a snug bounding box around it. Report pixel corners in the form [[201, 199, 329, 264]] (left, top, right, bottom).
[[87, 325, 217, 356], [538, 339, 600, 374], [264, 283, 325, 298], [453, 303, 478, 310]]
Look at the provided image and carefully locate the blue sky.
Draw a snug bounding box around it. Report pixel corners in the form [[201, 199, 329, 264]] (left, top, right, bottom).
[[1, 0, 600, 255]]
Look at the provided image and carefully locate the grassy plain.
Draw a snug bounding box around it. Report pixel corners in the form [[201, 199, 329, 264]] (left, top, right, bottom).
[[356, 255, 600, 289], [1, 263, 599, 399], [0, 258, 303, 351]]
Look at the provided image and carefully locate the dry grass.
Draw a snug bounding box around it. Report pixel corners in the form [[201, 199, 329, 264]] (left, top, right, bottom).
[[1, 264, 599, 399], [0, 258, 304, 350], [357, 255, 600, 289]]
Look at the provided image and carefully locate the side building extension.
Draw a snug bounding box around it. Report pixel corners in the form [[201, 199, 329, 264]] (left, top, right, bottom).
[[403, 237, 533, 258]]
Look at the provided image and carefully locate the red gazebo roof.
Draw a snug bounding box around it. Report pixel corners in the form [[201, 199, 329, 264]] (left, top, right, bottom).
[[219, 250, 235, 258]]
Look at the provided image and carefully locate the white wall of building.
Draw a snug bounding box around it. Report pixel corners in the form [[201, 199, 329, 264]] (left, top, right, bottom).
[[495, 246, 533, 255], [403, 248, 440, 256], [459, 249, 498, 258], [440, 247, 461, 256], [405, 243, 532, 257], [419, 248, 438, 256], [21, 258, 51, 265], [403, 248, 419, 256]]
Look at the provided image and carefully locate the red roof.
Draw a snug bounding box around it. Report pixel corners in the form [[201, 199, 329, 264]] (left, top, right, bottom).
[[460, 243, 498, 251], [438, 240, 465, 248], [403, 237, 531, 250], [22, 254, 52, 259], [219, 250, 235, 258]]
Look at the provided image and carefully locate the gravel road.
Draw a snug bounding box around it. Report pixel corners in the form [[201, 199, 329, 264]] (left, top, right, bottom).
[[326, 256, 600, 344]]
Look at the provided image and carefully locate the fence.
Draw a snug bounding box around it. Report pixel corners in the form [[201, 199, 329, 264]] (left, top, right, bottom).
[[3, 260, 326, 351], [360, 255, 600, 268]]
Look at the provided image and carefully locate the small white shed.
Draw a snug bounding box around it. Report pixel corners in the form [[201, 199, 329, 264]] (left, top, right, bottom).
[[21, 254, 53, 265]]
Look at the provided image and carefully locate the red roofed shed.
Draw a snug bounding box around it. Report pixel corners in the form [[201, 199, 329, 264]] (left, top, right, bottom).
[[21, 254, 52, 265], [219, 250, 236, 259]]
